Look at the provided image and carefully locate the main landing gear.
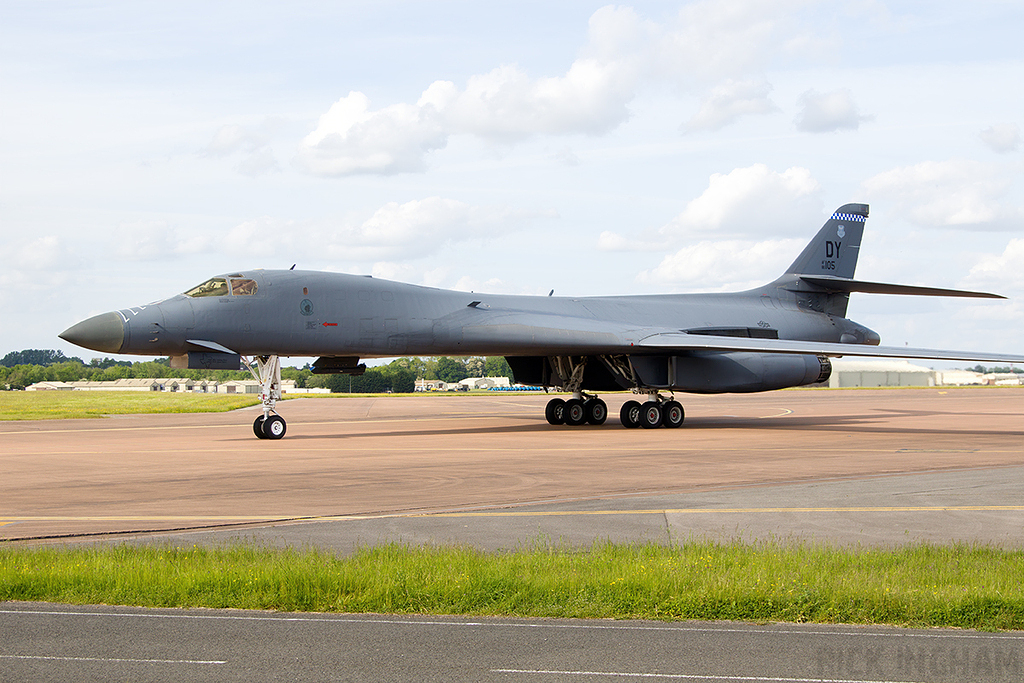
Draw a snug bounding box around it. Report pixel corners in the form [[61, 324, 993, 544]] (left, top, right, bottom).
[[545, 394, 608, 426], [246, 355, 286, 440], [545, 393, 684, 428], [619, 394, 684, 429]]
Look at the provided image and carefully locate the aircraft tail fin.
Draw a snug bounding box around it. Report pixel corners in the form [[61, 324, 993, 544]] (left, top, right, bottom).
[[768, 203, 1004, 317], [784, 203, 868, 280]]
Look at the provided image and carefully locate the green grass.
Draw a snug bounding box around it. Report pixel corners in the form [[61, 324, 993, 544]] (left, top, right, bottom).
[[0, 391, 261, 420], [2, 541, 1023, 630]]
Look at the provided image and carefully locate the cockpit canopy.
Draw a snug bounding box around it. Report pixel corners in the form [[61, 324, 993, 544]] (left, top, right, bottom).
[[185, 275, 258, 298]]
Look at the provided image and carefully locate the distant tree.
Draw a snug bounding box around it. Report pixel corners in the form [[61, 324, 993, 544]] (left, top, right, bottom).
[[282, 366, 313, 389], [48, 361, 90, 382], [4, 364, 46, 389], [388, 357, 428, 377], [311, 365, 416, 393], [465, 357, 485, 377], [435, 357, 468, 383], [484, 356, 514, 380], [384, 367, 416, 393], [89, 357, 132, 369], [1, 349, 82, 367], [97, 364, 133, 381]]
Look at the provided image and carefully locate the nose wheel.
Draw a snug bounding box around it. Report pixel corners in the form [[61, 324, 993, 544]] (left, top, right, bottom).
[[253, 414, 287, 439], [246, 355, 287, 439]]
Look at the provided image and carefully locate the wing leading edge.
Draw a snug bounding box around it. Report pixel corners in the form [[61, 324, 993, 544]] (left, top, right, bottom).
[[638, 332, 1024, 364]]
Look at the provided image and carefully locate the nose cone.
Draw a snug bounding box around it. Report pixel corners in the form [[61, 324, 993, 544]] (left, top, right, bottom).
[[59, 312, 125, 354]]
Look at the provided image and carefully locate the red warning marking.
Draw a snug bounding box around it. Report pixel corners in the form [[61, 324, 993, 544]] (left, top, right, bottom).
[[322, 322, 338, 327]]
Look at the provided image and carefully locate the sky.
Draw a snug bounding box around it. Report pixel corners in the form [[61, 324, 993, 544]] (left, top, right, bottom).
[[2, 0, 1023, 366]]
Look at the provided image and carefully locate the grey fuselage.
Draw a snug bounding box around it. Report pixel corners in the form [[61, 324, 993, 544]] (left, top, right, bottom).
[[111, 269, 875, 360]]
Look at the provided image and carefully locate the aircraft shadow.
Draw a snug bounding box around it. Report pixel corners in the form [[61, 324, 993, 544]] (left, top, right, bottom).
[[259, 411, 1024, 442]]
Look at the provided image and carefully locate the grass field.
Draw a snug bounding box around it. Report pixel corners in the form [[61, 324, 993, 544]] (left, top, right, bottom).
[[3, 541, 1023, 630], [0, 391, 261, 420]]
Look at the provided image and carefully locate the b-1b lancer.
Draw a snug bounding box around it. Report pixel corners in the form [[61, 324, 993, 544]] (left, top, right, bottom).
[[61, 203, 1023, 439]]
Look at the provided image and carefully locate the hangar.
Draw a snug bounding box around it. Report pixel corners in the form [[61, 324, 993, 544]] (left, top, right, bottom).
[[826, 359, 936, 388]]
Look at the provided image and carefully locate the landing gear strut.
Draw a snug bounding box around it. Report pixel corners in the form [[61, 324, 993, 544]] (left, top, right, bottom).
[[544, 357, 608, 427], [246, 355, 286, 439]]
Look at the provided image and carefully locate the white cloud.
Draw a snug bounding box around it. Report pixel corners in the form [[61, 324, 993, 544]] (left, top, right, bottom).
[[370, 261, 421, 283], [638, 238, 804, 290], [444, 60, 637, 140], [662, 164, 822, 239], [600, 164, 823, 253], [236, 148, 280, 177], [979, 123, 1021, 153], [296, 2, 823, 175], [453, 275, 507, 294], [596, 231, 667, 252], [203, 121, 282, 177], [861, 160, 1022, 229], [113, 222, 211, 261], [658, 0, 818, 83], [203, 124, 267, 157], [295, 91, 449, 175], [219, 198, 532, 263], [12, 235, 80, 271], [962, 238, 1024, 293], [684, 79, 778, 132], [795, 88, 872, 133]]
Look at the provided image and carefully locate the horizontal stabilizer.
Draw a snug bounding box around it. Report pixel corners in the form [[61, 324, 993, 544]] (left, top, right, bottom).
[[799, 277, 1005, 299], [638, 332, 1024, 364]]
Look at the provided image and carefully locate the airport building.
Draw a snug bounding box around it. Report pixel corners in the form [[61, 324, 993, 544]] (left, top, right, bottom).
[[25, 378, 328, 394], [825, 360, 1022, 388]]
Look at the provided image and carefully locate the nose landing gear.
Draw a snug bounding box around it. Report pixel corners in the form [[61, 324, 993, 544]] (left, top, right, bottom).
[[247, 355, 286, 439]]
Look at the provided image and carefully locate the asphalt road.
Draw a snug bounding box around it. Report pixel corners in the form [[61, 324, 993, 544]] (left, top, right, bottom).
[[3, 602, 1022, 682]]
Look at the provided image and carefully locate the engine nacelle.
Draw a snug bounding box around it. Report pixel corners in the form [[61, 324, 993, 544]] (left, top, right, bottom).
[[631, 352, 831, 394]]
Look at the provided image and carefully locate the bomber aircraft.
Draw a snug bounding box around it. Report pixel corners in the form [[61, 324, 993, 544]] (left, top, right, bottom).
[[61, 204, 1023, 439]]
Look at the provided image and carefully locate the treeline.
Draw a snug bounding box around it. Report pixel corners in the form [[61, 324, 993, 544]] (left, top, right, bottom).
[[968, 365, 1023, 374], [313, 356, 515, 394], [0, 350, 515, 393]]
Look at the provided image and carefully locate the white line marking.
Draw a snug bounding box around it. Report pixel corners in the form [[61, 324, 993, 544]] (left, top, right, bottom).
[[0, 654, 225, 665], [6, 505, 1024, 526], [492, 670, 921, 682], [2, 609, 1022, 640]]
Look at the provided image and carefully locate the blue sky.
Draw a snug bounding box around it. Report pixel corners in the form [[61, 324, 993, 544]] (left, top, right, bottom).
[[2, 1, 1022, 363]]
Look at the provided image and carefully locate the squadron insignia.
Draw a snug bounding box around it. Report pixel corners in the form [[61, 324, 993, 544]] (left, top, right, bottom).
[[300, 299, 314, 316]]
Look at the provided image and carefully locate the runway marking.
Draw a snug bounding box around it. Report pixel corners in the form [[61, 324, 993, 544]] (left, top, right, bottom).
[[7, 505, 1024, 526], [3, 608, 1023, 640], [493, 670, 922, 682], [0, 405, 800, 438], [0, 414, 504, 436], [393, 505, 1024, 519], [0, 654, 225, 665], [494, 670, 922, 682], [0, 516, 287, 522]]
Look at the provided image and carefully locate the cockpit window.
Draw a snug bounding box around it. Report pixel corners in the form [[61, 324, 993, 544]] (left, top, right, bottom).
[[231, 278, 258, 296], [185, 278, 229, 298]]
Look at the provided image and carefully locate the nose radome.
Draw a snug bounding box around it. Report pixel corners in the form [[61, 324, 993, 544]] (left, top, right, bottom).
[[59, 312, 125, 354]]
